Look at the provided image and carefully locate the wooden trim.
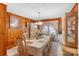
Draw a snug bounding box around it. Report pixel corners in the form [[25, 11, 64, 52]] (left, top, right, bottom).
[[7, 12, 26, 19], [0, 3, 7, 6], [7, 12, 34, 21], [7, 12, 61, 23], [71, 3, 78, 12], [34, 18, 61, 22]]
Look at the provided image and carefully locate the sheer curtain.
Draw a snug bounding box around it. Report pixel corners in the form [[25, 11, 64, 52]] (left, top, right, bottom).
[[42, 21, 58, 35]]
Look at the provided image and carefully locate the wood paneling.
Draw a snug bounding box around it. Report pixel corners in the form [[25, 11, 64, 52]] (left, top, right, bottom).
[[7, 13, 25, 49], [7, 12, 33, 49], [0, 3, 7, 55]]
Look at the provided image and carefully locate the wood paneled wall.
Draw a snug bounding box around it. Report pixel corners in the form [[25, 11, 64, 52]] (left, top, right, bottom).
[[7, 12, 32, 49], [0, 3, 7, 55]]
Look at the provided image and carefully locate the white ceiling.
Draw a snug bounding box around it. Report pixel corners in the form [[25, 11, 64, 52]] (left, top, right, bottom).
[[7, 3, 74, 20]]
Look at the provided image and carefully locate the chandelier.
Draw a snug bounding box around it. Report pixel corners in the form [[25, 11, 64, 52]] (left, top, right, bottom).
[[35, 9, 43, 25]]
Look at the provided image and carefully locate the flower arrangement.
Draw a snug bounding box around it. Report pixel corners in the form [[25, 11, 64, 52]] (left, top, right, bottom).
[[36, 29, 42, 39]]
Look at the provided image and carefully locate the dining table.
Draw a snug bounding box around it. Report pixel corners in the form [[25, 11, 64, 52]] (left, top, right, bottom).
[[25, 35, 52, 56]]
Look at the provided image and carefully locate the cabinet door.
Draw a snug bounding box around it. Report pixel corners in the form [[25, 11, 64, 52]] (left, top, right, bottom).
[[66, 12, 78, 48], [0, 4, 7, 56]]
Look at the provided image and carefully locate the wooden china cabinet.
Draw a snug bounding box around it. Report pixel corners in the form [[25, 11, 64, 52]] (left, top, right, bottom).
[[66, 12, 78, 49], [0, 3, 7, 55]]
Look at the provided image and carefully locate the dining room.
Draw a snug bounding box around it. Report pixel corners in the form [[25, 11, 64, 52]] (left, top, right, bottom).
[[0, 3, 78, 56]]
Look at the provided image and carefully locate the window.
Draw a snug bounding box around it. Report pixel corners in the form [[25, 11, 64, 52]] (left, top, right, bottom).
[[42, 21, 58, 35]]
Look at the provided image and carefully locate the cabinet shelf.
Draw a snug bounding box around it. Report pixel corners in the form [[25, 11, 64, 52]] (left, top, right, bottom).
[[66, 12, 78, 49]]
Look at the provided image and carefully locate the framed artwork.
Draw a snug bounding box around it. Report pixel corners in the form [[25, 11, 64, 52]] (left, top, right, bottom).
[[9, 15, 20, 29]]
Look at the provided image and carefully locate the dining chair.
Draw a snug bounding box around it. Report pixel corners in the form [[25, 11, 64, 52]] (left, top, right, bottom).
[[16, 37, 33, 56]]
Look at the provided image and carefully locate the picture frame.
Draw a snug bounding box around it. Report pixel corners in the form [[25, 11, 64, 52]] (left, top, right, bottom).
[[9, 15, 20, 29]]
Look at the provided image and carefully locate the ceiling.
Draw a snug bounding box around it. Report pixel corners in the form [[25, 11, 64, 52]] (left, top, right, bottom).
[[7, 3, 74, 20]]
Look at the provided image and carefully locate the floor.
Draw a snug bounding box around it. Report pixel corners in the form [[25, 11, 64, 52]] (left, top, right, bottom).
[[48, 34, 63, 56], [7, 34, 63, 56], [7, 46, 18, 56], [48, 42, 63, 56]]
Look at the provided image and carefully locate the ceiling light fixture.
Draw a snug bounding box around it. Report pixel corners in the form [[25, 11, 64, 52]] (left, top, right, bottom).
[[35, 9, 43, 25]]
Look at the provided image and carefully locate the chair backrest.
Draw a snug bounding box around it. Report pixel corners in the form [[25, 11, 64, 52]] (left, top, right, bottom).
[[16, 37, 27, 56]]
